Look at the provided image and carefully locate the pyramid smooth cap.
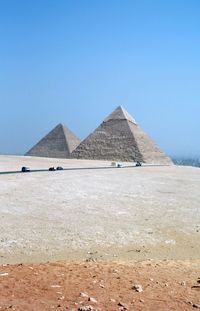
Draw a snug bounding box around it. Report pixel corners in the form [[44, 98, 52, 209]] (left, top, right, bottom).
[[103, 105, 137, 124]]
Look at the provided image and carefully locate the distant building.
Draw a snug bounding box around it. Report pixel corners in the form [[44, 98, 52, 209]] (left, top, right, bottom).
[[25, 123, 80, 158], [72, 106, 172, 164]]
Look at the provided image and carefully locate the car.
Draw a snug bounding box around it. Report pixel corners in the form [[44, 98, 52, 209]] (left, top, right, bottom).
[[56, 166, 63, 170], [49, 167, 56, 171], [21, 166, 30, 172], [135, 161, 142, 167], [111, 162, 123, 168]]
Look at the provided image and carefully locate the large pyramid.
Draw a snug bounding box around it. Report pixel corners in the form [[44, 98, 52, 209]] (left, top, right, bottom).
[[72, 106, 172, 164], [25, 123, 80, 158]]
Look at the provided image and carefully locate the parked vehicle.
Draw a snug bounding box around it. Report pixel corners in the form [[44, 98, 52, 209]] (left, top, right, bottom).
[[49, 167, 56, 171], [21, 166, 30, 172], [56, 166, 63, 170], [111, 162, 123, 168]]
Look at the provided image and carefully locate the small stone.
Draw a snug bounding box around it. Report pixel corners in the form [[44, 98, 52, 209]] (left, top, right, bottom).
[[187, 301, 193, 305], [78, 306, 94, 311], [0, 273, 8, 276], [132, 284, 143, 292], [110, 299, 116, 302], [85, 258, 96, 263], [88, 297, 98, 303], [99, 284, 105, 288], [80, 292, 89, 298], [58, 296, 64, 300], [192, 285, 200, 289], [193, 304, 200, 308], [118, 302, 128, 310], [180, 281, 186, 286]]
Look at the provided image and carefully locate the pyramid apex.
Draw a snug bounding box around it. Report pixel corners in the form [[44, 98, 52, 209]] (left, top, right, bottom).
[[118, 105, 125, 109], [54, 123, 68, 131], [50, 123, 63, 130], [56, 123, 64, 128], [104, 105, 137, 124]]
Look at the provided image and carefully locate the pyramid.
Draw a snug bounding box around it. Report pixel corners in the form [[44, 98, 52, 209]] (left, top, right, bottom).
[[25, 123, 80, 158], [71, 106, 172, 164]]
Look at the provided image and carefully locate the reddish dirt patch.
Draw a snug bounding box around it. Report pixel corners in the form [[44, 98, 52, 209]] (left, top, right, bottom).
[[0, 260, 200, 311]]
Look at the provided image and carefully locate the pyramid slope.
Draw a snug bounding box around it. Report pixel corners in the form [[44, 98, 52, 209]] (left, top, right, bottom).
[[72, 106, 172, 164], [128, 122, 172, 164], [26, 124, 80, 159], [72, 119, 144, 162]]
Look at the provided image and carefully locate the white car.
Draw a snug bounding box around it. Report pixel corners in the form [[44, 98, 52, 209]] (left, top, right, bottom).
[[111, 162, 123, 168]]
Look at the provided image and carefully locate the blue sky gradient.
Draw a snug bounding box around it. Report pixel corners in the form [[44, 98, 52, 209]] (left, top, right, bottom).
[[0, 0, 200, 157]]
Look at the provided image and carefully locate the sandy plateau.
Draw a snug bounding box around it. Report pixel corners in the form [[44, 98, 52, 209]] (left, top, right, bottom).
[[0, 155, 200, 310]]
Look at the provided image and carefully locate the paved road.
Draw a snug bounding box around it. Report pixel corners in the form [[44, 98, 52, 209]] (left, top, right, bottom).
[[0, 165, 131, 175], [0, 164, 169, 175]]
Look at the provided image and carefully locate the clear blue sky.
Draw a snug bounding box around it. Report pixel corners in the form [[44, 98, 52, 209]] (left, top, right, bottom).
[[0, 0, 200, 157]]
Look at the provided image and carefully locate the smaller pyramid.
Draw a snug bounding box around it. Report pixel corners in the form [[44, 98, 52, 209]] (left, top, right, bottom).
[[25, 123, 80, 158]]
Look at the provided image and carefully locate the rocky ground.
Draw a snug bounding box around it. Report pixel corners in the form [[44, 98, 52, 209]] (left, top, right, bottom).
[[0, 156, 200, 310], [1, 260, 200, 311]]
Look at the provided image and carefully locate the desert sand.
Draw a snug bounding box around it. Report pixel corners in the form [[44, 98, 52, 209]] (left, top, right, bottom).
[[0, 155, 200, 310]]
